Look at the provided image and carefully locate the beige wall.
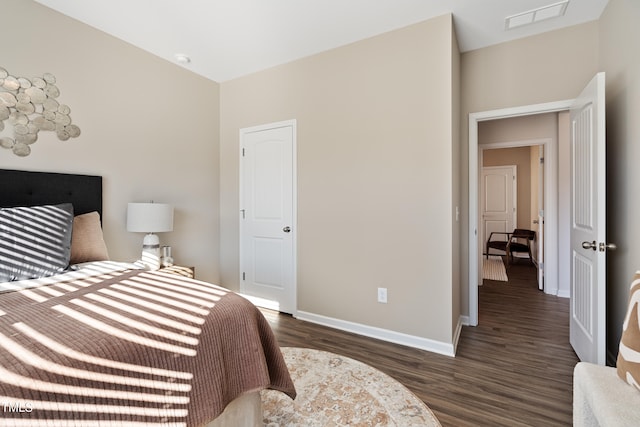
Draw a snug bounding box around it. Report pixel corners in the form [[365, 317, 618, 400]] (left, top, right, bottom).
[[598, 0, 640, 360], [460, 22, 600, 317], [220, 15, 459, 345], [450, 23, 462, 344], [1, 0, 221, 282]]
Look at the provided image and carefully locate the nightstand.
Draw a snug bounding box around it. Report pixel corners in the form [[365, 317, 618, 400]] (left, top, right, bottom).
[[159, 265, 195, 279]]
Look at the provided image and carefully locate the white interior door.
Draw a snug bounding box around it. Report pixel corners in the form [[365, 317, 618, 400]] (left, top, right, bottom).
[[240, 120, 296, 314], [537, 145, 545, 290], [482, 166, 516, 256], [569, 72, 609, 365]]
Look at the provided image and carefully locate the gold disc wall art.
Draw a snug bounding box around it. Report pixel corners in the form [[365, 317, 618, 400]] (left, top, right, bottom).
[[0, 67, 80, 157]]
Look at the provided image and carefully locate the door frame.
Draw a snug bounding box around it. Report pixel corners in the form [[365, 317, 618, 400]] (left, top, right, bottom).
[[480, 141, 548, 267], [468, 100, 571, 326], [239, 119, 298, 315]]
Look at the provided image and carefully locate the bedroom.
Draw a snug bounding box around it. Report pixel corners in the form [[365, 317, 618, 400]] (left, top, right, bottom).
[[1, 0, 639, 416]]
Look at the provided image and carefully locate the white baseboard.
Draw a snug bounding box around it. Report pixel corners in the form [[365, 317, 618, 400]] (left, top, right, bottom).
[[542, 286, 571, 298], [296, 311, 457, 357]]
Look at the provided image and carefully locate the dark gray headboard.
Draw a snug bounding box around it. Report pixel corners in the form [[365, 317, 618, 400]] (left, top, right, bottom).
[[0, 169, 102, 218]]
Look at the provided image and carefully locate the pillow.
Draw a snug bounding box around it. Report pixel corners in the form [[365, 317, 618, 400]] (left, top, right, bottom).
[[617, 271, 640, 389], [0, 203, 74, 282], [70, 211, 110, 264]]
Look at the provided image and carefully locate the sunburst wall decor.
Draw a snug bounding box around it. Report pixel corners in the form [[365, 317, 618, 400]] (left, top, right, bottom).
[[0, 67, 80, 157]]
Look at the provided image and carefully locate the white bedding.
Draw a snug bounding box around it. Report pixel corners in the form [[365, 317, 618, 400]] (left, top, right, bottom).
[[0, 260, 144, 293]]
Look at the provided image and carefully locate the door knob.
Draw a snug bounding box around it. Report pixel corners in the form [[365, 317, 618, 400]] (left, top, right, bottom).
[[599, 242, 617, 252], [582, 241, 597, 251], [283, 226, 291, 233]]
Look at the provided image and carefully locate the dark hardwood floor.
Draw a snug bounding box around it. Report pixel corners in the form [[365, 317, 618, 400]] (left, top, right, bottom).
[[261, 257, 579, 426]]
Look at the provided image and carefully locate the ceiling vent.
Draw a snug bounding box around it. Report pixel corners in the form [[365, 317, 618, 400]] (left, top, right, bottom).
[[505, 1, 569, 30]]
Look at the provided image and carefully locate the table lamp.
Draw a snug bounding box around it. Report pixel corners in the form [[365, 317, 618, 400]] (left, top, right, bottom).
[[126, 202, 173, 270]]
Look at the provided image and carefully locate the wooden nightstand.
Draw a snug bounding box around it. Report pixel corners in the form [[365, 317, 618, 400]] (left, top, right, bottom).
[[159, 265, 195, 279]]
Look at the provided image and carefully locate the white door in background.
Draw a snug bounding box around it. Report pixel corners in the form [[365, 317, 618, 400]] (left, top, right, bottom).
[[482, 166, 516, 256], [570, 72, 611, 365], [536, 145, 545, 290], [240, 120, 296, 315]]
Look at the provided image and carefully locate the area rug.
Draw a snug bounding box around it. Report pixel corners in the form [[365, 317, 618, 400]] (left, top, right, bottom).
[[261, 347, 441, 427], [483, 255, 508, 282]]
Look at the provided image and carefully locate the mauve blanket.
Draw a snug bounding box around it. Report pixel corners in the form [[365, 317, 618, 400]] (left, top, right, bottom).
[[0, 266, 296, 426]]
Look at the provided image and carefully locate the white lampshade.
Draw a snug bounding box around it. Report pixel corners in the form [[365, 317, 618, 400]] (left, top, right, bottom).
[[127, 203, 174, 233], [127, 202, 173, 271]]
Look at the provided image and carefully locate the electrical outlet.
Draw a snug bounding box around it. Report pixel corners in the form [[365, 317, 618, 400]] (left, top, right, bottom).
[[377, 287, 388, 303]]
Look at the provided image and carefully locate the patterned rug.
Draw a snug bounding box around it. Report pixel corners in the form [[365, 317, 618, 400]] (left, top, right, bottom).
[[262, 347, 441, 427], [483, 255, 508, 282]]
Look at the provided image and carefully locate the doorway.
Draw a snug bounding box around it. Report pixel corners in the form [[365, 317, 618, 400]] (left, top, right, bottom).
[[468, 100, 572, 326], [481, 141, 546, 288]]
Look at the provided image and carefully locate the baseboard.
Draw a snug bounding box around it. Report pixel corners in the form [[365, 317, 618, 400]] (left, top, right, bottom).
[[296, 311, 456, 357]]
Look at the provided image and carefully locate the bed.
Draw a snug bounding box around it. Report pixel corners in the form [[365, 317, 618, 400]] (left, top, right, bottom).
[[0, 169, 296, 426]]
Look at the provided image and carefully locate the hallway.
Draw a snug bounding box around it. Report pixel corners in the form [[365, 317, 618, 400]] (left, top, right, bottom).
[[264, 257, 579, 426], [458, 257, 579, 425]]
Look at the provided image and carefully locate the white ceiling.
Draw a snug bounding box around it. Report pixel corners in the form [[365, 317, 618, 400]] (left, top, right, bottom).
[[33, 0, 609, 83]]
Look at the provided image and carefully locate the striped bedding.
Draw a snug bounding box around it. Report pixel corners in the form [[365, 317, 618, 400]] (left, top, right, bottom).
[[0, 262, 296, 426]]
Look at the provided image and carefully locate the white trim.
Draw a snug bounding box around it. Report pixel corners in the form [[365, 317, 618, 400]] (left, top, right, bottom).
[[481, 137, 551, 150], [468, 100, 572, 326], [296, 311, 458, 357], [239, 119, 298, 316]]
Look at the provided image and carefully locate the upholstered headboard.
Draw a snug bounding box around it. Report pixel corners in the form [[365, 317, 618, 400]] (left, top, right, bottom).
[[0, 169, 102, 218]]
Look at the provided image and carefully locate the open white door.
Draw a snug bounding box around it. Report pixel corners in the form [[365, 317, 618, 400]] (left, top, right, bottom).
[[240, 120, 296, 314], [569, 72, 612, 365]]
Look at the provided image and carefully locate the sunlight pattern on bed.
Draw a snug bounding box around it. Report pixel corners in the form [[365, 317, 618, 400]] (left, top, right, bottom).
[[0, 264, 295, 425]]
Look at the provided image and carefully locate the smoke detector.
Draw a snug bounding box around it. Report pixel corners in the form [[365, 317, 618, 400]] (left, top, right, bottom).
[[174, 54, 192, 65]]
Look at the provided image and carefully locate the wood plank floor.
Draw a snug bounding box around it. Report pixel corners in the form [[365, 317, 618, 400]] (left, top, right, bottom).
[[261, 258, 579, 426]]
